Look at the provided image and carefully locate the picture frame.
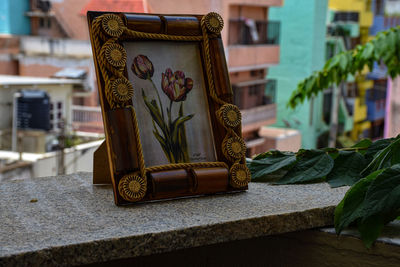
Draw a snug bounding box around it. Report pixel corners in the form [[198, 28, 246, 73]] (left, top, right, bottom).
[[88, 11, 250, 205]]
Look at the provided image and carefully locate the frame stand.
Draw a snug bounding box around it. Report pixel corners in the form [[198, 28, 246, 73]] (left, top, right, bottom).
[[93, 141, 112, 184]]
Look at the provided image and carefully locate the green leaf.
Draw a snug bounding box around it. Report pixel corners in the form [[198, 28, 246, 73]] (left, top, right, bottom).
[[334, 197, 344, 232], [275, 150, 334, 184], [169, 113, 194, 162], [358, 214, 385, 248], [364, 137, 395, 163], [325, 53, 340, 70], [249, 151, 297, 182], [339, 53, 348, 72], [362, 164, 400, 220], [142, 89, 167, 134], [326, 151, 366, 188], [334, 169, 385, 234], [351, 138, 372, 155], [391, 142, 400, 165], [153, 129, 172, 162], [362, 137, 400, 176], [323, 147, 339, 159], [360, 42, 374, 61], [287, 27, 400, 109]]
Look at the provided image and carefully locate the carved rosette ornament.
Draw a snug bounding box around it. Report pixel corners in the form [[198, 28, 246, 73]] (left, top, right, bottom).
[[111, 78, 133, 104], [223, 136, 246, 161], [118, 174, 147, 202], [203, 12, 224, 34], [218, 104, 241, 128], [230, 163, 251, 188], [104, 43, 127, 68], [102, 14, 125, 37]]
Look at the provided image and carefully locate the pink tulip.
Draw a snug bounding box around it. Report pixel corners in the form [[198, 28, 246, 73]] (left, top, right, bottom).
[[161, 68, 193, 102], [131, 55, 154, 79]]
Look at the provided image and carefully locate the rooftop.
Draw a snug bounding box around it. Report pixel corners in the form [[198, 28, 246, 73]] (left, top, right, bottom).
[[80, 0, 147, 15], [0, 75, 83, 86]]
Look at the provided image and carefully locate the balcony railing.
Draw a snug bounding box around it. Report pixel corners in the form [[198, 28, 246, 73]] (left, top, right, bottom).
[[233, 79, 276, 110], [228, 19, 280, 45], [333, 12, 359, 23], [72, 105, 103, 133]]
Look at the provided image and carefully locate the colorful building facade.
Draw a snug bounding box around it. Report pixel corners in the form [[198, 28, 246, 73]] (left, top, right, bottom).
[[370, 0, 400, 139], [328, 0, 374, 142], [267, 0, 329, 149]]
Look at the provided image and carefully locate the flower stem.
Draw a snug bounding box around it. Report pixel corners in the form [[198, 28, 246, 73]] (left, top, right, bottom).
[[168, 100, 173, 127], [149, 78, 165, 121]]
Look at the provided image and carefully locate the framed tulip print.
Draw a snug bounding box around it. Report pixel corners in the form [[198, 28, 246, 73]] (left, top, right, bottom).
[[88, 11, 250, 205]]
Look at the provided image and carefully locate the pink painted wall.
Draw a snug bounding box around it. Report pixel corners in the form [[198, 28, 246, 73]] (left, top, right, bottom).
[[228, 45, 280, 69], [385, 76, 400, 138]]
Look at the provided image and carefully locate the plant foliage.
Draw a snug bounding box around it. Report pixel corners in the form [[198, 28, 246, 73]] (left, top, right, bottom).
[[248, 136, 400, 247], [288, 26, 400, 108]]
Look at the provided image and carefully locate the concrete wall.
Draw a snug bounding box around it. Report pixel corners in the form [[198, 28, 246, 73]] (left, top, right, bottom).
[[20, 37, 92, 58], [267, 0, 329, 149], [0, 139, 102, 181], [31, 140, 102, 178]]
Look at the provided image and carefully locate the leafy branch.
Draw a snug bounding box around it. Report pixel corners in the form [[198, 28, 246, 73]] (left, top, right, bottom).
[[248, 136, 400, 247], [288, 25, 400, 108]]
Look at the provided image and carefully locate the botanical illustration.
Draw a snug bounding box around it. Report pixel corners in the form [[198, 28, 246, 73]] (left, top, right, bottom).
[[131, 54, 194, 163]]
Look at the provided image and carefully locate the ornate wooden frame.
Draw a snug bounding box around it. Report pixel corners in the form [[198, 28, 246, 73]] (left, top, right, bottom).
[[88, 11, 250, 205]]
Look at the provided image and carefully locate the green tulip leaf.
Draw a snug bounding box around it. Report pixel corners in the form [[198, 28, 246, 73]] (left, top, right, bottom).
[[142, 89, 169, 137]]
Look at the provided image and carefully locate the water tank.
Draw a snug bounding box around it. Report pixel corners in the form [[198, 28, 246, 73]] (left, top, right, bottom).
[[17, 90, 50, 131]]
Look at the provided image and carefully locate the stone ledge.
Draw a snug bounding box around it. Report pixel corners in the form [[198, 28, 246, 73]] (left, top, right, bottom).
[[0, 172, 348, 266]]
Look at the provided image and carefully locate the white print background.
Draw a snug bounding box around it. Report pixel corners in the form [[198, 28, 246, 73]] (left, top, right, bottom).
[[124, 41, 217, 167]]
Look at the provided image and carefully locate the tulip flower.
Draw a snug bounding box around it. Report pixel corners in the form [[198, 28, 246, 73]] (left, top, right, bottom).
[[161, 68, 193, 102], [131, 54, 194, 163], [131, 55, 154, 79]]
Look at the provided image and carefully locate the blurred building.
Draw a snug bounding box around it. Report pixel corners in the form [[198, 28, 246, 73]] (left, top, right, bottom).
[[266, 0, 328, 149], [0, 0, 290, 176], [325, 0, 374, 145], [369, 0, 400, 139]]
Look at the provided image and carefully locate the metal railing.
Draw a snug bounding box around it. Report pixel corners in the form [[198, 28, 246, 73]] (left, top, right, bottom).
[[228, 19, 280, 45], [72, 105, 103, 133], [333, 12, 359, 23]]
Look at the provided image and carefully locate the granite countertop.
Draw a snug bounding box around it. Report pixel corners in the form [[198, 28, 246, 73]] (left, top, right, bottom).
[[0, 172, 348, 266]]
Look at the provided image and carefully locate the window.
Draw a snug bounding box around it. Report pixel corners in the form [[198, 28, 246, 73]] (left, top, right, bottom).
[[49, 101, 64, 131], [39, 17, 51, 29], [375, 0, 384, 15]]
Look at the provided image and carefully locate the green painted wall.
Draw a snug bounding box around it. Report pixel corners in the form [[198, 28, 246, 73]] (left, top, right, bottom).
[[268, 0, 329, 148], [0, 0, 30, 35]]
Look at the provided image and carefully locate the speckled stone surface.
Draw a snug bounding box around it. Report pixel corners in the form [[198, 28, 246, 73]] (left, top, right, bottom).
[[0, 172, 348, 266]]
